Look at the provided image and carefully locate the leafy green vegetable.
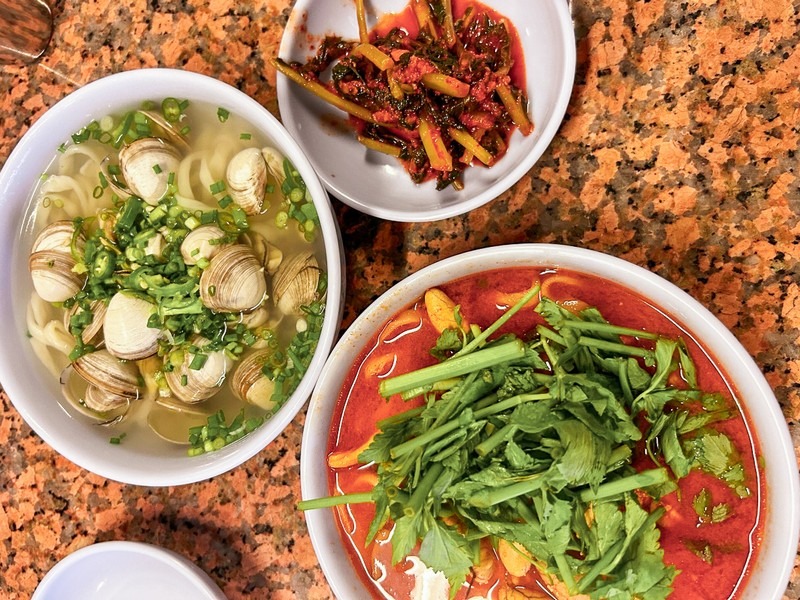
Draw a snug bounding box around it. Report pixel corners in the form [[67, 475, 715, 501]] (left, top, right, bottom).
[[693, 488, 732, 525], [685, 431, 751, 498], [299, 289, 751, 598]]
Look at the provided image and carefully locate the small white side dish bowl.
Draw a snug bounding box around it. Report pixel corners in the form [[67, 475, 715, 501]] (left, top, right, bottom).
[[301, 244, 800, 599], [277, 0, 576, 222], [32, 541, 227, 600], [0, 69, 344, 486]]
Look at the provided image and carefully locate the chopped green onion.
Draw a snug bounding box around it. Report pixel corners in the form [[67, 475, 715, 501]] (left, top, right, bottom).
[[209, 180, 226, 195], [188, 352, 208, 370]]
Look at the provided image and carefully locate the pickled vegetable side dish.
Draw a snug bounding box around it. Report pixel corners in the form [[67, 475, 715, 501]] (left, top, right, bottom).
[[274, 0, 532, 190]]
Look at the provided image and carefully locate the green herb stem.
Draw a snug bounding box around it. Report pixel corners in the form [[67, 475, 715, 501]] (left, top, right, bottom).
[[473, 392, 552, 420], [399, 377, 462, 401], [404, 462, 444, 517], [578, 336, 654, 359], [607, 445, 633, 469], [466, 472, 547, 508], [562, 321, 659, 340], [554, 553, 578, 594], [475, 423, 518, 457], [297, 492, 374, 511], [389, 392, 550, 460], [379, 339, 527, 398], [453, 283, 540, 358], [376, 405, 426, 429], [579, 467, 670, 502]]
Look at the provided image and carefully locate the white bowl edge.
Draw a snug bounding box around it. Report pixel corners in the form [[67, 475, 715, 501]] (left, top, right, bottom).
[[32, 541, 227, 600]]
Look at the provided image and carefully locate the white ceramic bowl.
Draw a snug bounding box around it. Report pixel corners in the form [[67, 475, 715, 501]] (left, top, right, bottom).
[[301, 244, 800, 599], [0, 69, 344, 486], [277, 0, 576, 222], [32, 541, 226, 600]]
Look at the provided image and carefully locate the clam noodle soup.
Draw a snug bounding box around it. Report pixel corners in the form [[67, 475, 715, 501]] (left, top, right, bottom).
[[320, 268, 763, 600], [26, 98, 327, 455]]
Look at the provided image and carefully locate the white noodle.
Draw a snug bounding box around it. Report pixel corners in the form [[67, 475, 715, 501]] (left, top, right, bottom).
[[29, 337, 62, 379], [177, 151, 203, 203], [42, 320, 74, 356], [41, 175, 92, 217]]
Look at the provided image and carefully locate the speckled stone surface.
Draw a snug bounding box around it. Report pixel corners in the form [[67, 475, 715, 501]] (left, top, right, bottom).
[[0, 0, 798, 598]]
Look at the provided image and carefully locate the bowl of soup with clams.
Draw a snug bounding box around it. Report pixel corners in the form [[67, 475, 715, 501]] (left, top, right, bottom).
[[300, 244, 799, 599], [0, 68, 344, 486]]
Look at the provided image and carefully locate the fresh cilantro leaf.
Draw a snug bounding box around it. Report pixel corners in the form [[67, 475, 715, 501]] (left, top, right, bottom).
[[418, 518, 474, 592], [431, 327, 465, 360], [711, 502, 731, 523], [391, 511, 424, 565], [554, 419, 612, 487], [693, 488, 712, 522], [677, 341, 698, 388], [685, 431, 750, 497], [684, 539, 714, 563]]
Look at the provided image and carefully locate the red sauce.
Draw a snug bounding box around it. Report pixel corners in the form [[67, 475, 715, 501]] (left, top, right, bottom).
[[327, 268, 764, 599], [372, 0, 528, 90]]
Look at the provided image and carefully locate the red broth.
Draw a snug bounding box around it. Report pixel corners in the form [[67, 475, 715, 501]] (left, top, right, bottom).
[[326, 267, 764, 599]]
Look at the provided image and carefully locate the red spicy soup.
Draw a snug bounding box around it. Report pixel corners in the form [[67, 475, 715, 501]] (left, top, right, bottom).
[[326, 267, 764, 599]]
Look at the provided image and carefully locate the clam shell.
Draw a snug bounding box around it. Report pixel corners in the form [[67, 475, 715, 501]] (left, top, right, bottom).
[[119, 137, 181, 205], [137, 109, 191, 152], [200, 244, 267, 313], [64, 300, 107, 345], [60, 364, 128, 422], [241, 231, 283, 275], [272, 251, 320, 316], [226, 147, 268, 215], [180, 224, 227, 265], [84, 383, 130, 413], [238, 305, 270, 329], [164, 337, 233, 404], [104, 292, 161, 360], [261, 146, 286, 185], [72, 349, 142, 399], [231, 349, 276, 411], [29, 250, 86, 303], [31, 220, 85, 254]]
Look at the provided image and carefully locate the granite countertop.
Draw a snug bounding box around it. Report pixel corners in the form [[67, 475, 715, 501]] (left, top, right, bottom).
[[0, 0, 798, 598]]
